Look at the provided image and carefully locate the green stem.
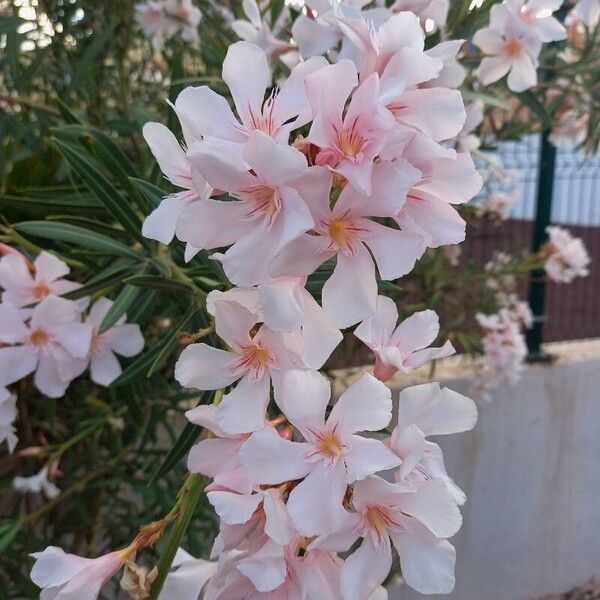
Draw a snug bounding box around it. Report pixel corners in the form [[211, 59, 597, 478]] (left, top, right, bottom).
[[148, 474, 205, 600]]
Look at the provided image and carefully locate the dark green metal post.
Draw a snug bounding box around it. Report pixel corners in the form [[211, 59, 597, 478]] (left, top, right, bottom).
[[526, 130, 556, 360]]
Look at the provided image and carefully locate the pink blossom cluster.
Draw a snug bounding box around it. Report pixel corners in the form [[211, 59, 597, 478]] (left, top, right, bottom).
[[543, 225, 591, 283], [29, 8, 485, 599], [473, 0, 566, 92], [135, 0, 202, 50], [472, 296, 532, 401], [0, 249, 144, 453]]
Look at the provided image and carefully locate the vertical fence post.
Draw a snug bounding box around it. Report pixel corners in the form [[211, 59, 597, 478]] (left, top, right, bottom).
[[526, 131, 556, 360]]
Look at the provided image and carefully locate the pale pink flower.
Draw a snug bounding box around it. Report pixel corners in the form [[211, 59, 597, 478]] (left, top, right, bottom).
[[203, 540, 306, 599], [354, 295, 454, 382], [334, 12, 466, 142], [474, 12, 542, 93], [0, 387, 17, 453], [30, 546, 126, 600], [291, 0, 389, 61], [388, 382, 477, 505], [475, 311, 528, 389], [158, 549, 217, 600], [270, 163, 425, 328], [501, 0, 566, 42], [13, 465, 60, 499], [0, 297, 92, 398], [0, 251, 82, 309], [232, 0, 294, 60], [544, 226, 591, 283], [208, 488, 295, 591], [241, 370, 400, 536], [483, 191, 517, 221], [395, 133, 482, 248], [179, 132, 316, 286], [304, 59, 395, 193], [135, 0, 202, 50], [141, 121, 213, 261], [423, 40, 466, 89], [207, 279, 343, 369], [175, 299, 303, 434], [82, 298, 145, 386], [185, 404, 253, 494], [389, 0, 450, 29], [171, 41, 326, 146], [312, 475, 461, 597]]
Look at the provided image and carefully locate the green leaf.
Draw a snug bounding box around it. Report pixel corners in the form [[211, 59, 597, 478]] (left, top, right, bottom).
[[13, 221, 143, 260], [62, 262, 138, 301], [129, 177, 164, 209], [0, 522, 21, 554], [124, 275, 194, 294], [148, 391, 212, 485], [99, 285, 145, 333], [146, 304, 199, 377], [53, 139, 145, 244]]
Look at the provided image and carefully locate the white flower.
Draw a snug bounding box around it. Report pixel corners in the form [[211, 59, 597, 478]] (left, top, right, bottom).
[[13, 465, 60, 499], [0, 387, 17, 453]]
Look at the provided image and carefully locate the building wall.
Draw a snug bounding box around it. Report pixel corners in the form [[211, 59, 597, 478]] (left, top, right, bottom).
[[383, 340, 600, 600]]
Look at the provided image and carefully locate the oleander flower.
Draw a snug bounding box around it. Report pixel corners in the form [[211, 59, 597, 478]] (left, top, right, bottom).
[[81, 297, 145, 386], [30, 546, 128, 600], [175, 299, 303, 434], [231, 0, 294, 59], [388, 382, 477, 504], [304, 59, 394, 193], [240, 370, 400, 536], [395, 133, 482, 248], [270, 163, 424, 328], [180, 131, 316, 286], [311, 475, 462, 597], [135, 0, 202, 50], [207, 279, 343, 369], [354, 295, 454, 381], [0, 250, 82, 309], [0, 297, 92, 398], [185, 403, 254, 493], [474, 11, 542, 92], [170, 41, 326, 146], [543, 225, 591, 283]]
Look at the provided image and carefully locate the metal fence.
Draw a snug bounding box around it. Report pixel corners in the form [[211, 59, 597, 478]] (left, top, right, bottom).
[[470, 135, 600, 345]]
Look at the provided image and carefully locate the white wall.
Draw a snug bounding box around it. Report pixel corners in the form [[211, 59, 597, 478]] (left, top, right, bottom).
[[385, 341, 600, 600]]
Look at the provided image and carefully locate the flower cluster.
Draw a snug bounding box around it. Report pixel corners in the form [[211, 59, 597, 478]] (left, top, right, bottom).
[[543, 225, 591, 283], [29, 7, 486, 599], [0, 249, 144, 453], [135, 0, 202, 50], [140, 12, 480, 597], [474, 0, 566, 92]]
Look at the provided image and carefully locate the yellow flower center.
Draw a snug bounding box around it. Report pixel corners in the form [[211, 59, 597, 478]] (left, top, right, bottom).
[[30, 329, 49, 347], [505, 38, 523, 57], [32, 282, 51, 300], [336, 122, 366, 159], [315, 431, 345, 458], [364, 505, 394, 539], [328, 217, 359, 254]]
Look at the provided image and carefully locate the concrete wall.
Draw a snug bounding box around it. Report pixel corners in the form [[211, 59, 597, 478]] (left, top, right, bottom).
[[338, 340, 600, 600]]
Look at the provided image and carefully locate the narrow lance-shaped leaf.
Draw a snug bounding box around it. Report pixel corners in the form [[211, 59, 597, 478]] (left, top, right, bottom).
[[13, 221, 143, 260], [53, 138, 146, 245]]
